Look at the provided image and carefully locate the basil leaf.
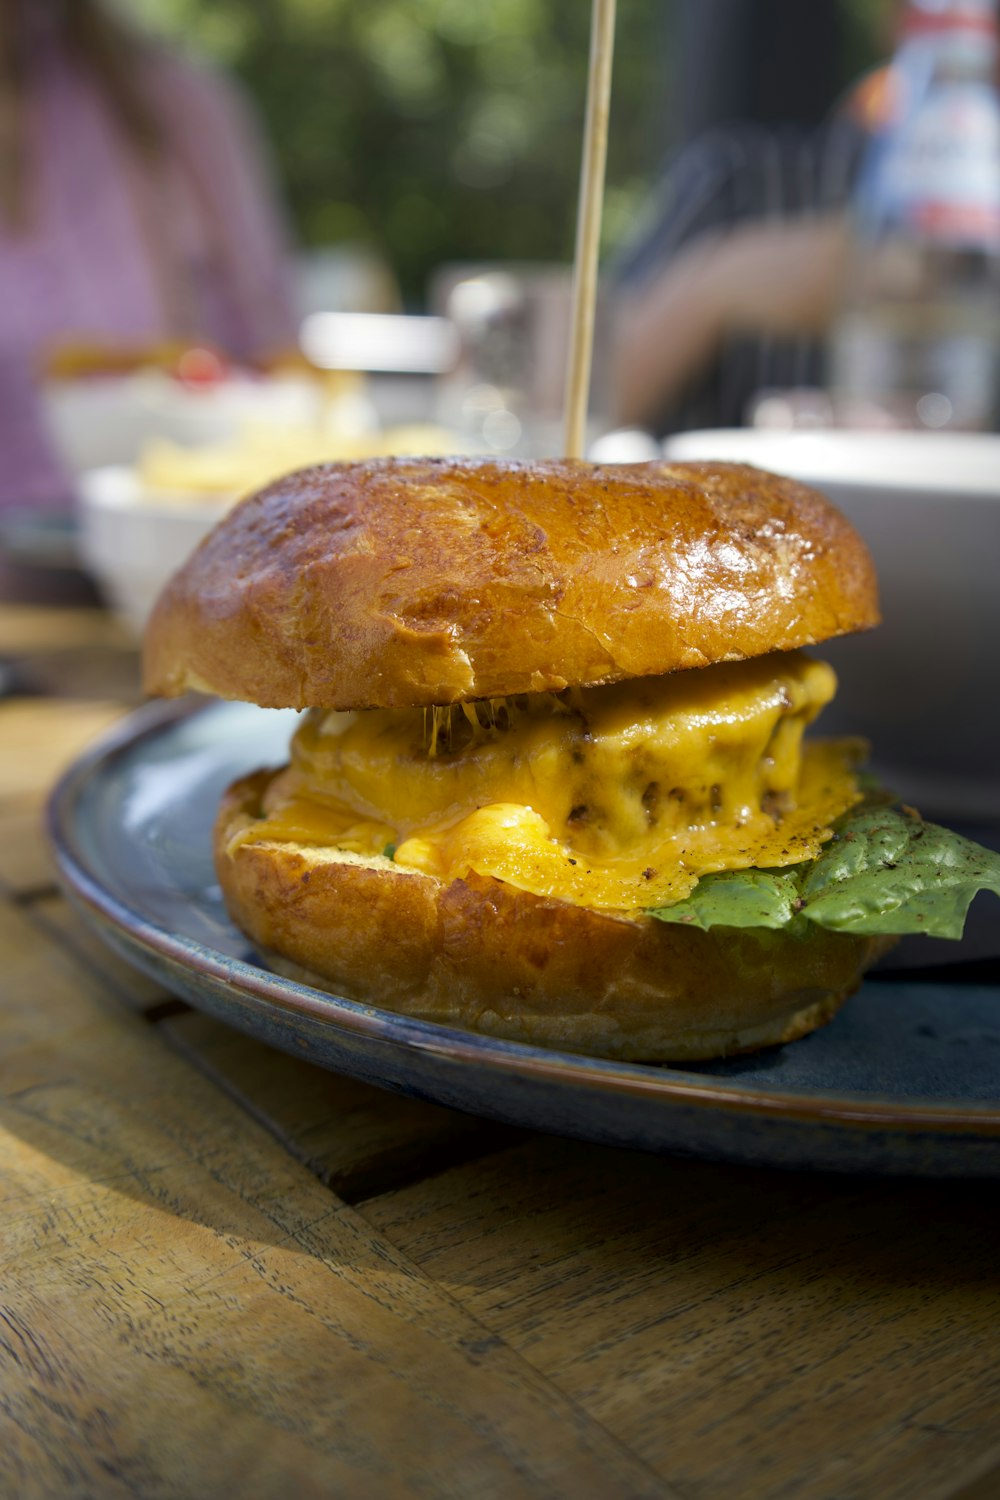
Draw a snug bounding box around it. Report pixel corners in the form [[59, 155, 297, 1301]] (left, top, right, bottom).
[[648, 801, 1000, 941], [797, 806, 1000, 940], [649, 867, 803, 931]]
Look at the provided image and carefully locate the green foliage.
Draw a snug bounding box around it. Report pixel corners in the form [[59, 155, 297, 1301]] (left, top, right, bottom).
[[130, 0, 670, 301]]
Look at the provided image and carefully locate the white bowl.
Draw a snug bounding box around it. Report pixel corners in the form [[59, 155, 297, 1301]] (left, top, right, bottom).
[[664, 429, 1000, 820], [76, 466, 227, 635], [45, 372, 323, 473]]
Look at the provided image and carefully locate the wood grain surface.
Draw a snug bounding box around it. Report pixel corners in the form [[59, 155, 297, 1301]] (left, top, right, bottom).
[[164, 1011, 524, 1202], [2, 603, 999, 1500], [0, 804, 56, 895], [0, 698, 127, 807], [1, 898, 671, 1500], [364, 1138, 1000, 1500]]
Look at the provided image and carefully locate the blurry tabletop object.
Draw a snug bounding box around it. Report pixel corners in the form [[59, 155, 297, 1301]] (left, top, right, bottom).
[[40, 341, 343, 476], [612, 0, 1000, 442], [434, 264, 612, 458], [829, 0, 1000, 433], [2, 598, 1000, 1499]]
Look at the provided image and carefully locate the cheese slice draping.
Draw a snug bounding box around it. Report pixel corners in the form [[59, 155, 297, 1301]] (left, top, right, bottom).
[[231, 651, 864, 914]]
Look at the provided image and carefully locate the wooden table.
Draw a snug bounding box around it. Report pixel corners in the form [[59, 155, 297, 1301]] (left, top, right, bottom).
[[3, 599, 1000, 1500]]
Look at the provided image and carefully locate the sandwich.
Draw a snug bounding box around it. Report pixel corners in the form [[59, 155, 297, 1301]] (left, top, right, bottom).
[[143, 457, 1000, 1061]]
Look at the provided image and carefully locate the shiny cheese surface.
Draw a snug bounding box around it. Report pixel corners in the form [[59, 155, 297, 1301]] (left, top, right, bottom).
[[238, 652, 863, 913]]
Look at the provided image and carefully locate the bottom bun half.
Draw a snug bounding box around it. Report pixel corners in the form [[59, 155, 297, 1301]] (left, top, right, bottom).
[[215, 770, 896, 1063]]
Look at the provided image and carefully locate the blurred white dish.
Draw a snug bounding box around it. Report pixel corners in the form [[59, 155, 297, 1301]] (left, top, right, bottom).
[[45, 370, 325, 474], [76, 466, 227, 635], [663, 428, 1000, 820], [665, 428, 1000, 494]]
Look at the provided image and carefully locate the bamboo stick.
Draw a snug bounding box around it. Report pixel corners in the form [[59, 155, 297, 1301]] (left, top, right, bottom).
[[563, 0, 617, 459]]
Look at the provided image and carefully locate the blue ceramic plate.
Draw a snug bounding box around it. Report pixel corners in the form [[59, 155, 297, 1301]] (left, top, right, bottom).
[[48, 699, 1000, 1177]]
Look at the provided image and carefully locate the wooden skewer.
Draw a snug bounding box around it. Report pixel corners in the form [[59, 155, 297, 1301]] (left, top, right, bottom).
[[563, 0, 617, 460]]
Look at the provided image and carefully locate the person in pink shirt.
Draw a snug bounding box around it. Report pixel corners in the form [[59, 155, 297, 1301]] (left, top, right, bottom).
[[0, 0, 297, 512]]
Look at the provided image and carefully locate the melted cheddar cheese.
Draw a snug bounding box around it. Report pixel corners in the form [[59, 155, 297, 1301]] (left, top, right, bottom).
[[232, 651, 864, 913]]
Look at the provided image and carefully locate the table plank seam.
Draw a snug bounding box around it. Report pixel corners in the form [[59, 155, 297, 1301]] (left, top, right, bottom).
[[144, 997, 193, 1024], [159, 1015, 527, 1205], [20, 898, 173, 1016], [939, 1450, 1000, 1500], [1, 881, 60, 905], [322, 1128, 529, 1207]]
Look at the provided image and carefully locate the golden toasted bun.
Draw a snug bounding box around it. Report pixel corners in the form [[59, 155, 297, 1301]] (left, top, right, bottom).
[[144, 457, 879, 710], [215, 770, 895, 1062]]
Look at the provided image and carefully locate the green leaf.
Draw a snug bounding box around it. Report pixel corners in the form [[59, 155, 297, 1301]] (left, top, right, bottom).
[[797, 807, 1000, 940], [649, 867, 804, 931], [648, 801, 1000, 941]]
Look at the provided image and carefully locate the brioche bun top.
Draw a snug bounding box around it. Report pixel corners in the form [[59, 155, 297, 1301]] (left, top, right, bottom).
[[142, 456, 879, 710]]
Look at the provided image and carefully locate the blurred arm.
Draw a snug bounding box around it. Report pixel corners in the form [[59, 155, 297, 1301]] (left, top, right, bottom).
[[612, 213, 849, 430]]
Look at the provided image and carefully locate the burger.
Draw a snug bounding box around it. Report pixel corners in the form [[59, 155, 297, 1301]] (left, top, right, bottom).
[[142, 457, 999, 1061]]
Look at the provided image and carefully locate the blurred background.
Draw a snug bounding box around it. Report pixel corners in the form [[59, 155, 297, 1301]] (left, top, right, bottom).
[[125, 0, 890, 311], [2, 0, 999, 815], [0, 2, 989, 572], [0, 0, 906, 545]]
